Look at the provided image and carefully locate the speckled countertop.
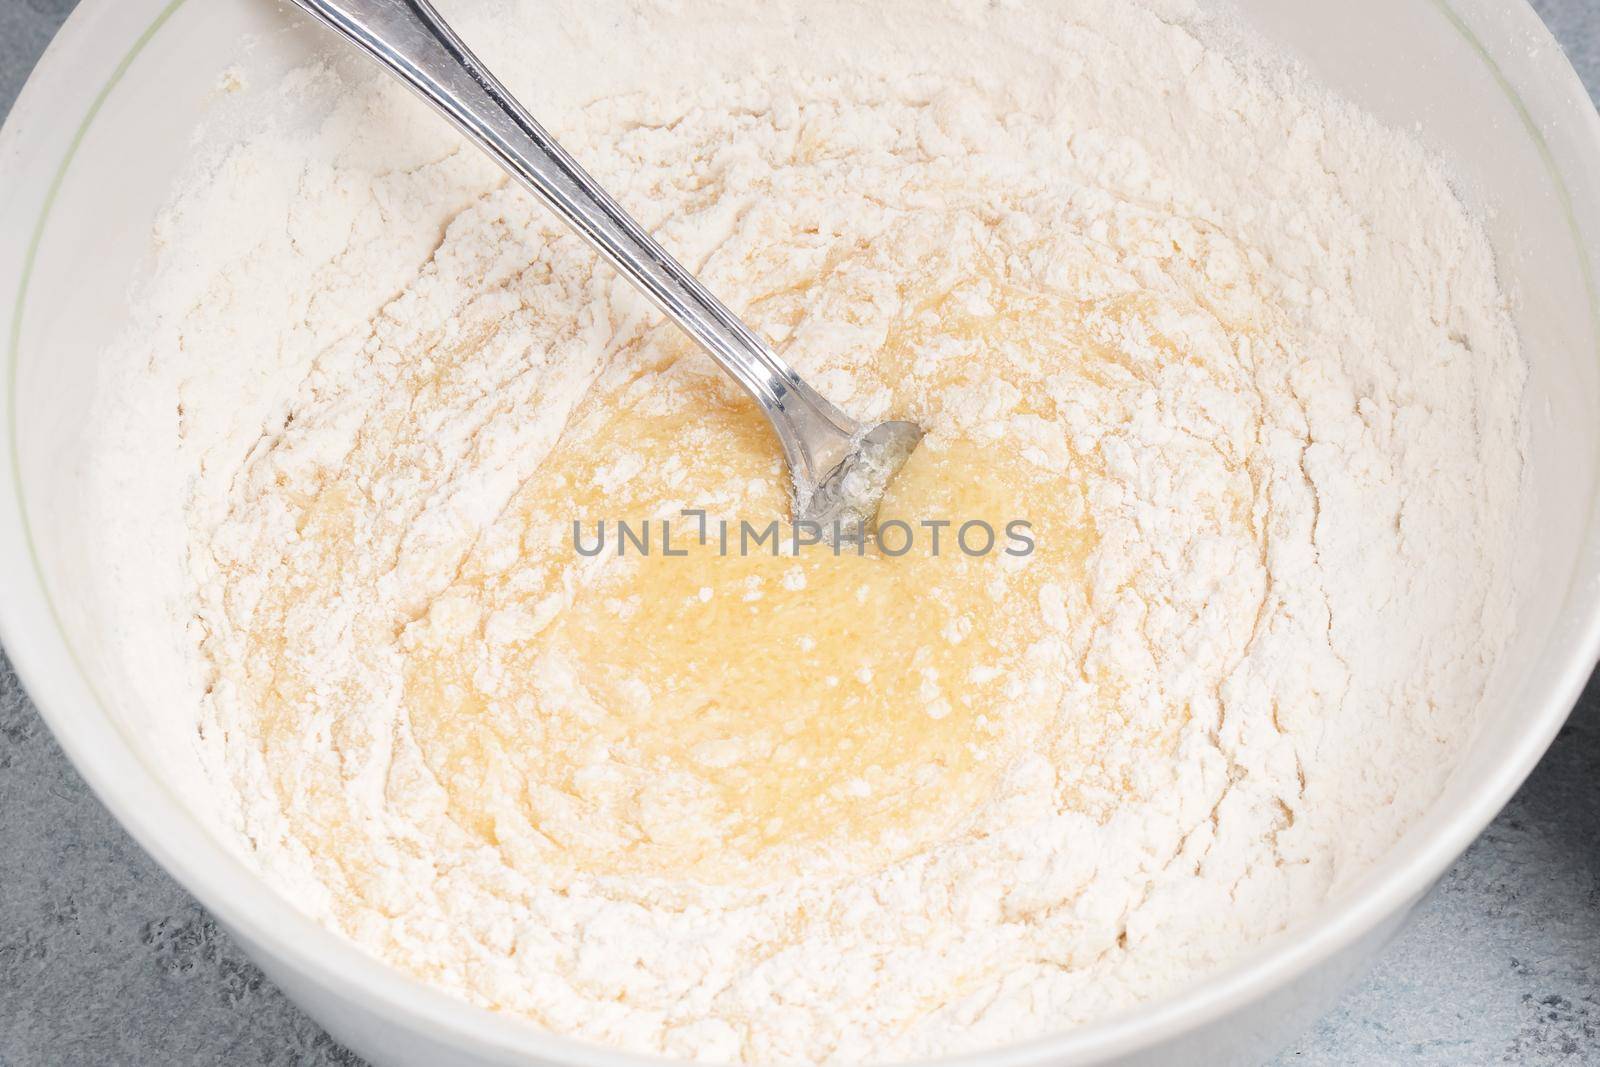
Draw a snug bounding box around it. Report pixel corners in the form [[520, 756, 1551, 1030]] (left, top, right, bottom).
[[1, 1, 1597, 1064]]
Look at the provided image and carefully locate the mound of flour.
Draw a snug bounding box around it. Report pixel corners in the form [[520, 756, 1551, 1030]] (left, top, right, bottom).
[[87, 0, 1524, 1061]]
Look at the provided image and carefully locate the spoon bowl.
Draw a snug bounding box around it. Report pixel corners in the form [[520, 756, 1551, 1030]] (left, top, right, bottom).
[[798, 420, 926, 535]]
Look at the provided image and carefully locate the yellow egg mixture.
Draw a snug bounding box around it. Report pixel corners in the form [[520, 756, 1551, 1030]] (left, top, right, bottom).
[[236, 249, 1252, 895], [399, 283, 1109, 884]]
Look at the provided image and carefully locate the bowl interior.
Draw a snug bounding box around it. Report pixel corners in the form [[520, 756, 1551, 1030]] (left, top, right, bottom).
[[3, 0, 1598, 1063]]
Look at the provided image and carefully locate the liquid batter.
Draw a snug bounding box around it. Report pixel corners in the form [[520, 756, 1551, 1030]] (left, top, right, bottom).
[[240, 250, 1242, 890], [400, 277, 1116, 884]]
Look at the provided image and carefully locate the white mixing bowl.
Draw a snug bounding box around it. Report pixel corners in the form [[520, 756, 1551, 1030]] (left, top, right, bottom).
[[2, 1, 1597, 1064]]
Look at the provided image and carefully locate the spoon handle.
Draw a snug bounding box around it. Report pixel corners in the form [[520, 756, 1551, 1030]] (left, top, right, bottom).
[[286, 0, 861, 487]]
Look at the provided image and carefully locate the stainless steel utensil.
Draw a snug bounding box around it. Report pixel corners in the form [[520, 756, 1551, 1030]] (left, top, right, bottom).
[[287, 0, 923, 534]]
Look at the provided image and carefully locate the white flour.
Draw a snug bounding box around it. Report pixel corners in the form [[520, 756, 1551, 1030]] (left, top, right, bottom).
[[87, 0, 1524, 1062]]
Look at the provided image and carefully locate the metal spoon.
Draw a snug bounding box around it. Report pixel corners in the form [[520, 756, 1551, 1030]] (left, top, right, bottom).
[[286, 0, 923, 535]]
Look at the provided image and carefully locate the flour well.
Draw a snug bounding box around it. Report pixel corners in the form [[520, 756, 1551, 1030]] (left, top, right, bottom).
[[87, 0, 1524, 1062]]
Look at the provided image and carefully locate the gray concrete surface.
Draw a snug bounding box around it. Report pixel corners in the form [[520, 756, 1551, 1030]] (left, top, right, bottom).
[[1, 0, 1598, 1063]]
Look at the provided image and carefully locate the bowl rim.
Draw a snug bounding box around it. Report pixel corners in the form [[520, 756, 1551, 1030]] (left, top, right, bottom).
[[2, 1, 1598, 1064]]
